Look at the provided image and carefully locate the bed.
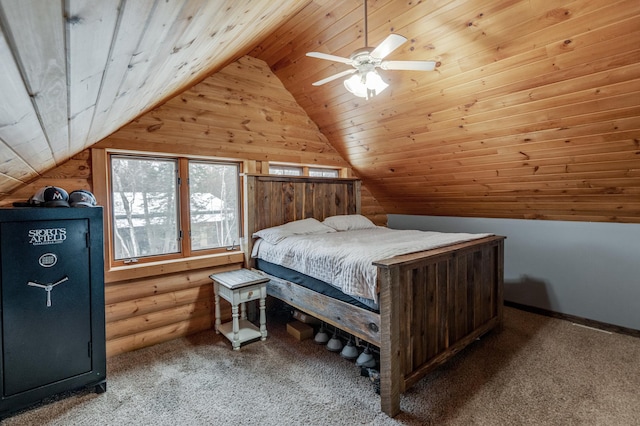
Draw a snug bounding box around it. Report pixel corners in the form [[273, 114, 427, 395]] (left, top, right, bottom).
[[243, 174, 505, 417]]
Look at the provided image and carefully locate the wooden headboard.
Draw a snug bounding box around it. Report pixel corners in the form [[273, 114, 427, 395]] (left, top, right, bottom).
[[243, 174, 361, 267]]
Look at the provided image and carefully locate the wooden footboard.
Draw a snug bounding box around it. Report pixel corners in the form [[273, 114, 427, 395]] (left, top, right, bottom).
[[374, 235, 505, 416]]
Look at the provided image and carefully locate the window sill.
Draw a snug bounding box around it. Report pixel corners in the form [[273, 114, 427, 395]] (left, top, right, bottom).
[[105, 251, 245, 284]]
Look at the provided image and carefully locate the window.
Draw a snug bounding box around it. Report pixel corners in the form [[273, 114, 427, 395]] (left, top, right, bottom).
[[109, 154, 240, 264], [268, 164, 302, 176], [111, 156, 180, 260], [269, 164, 341, 178], [309, 167, 339, 178], [188, 161, 240, 252]]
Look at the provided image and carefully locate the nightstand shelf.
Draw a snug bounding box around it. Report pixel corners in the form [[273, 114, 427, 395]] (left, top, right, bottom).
[[217, 319, 261, 344], [210, 269, 269, 350]]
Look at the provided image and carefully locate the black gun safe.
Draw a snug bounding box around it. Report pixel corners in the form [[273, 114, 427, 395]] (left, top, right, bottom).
[[0, 207, 106, 418]]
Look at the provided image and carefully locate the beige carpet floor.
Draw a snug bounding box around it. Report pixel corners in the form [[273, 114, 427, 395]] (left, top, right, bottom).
[[4, 307, 640, 425]]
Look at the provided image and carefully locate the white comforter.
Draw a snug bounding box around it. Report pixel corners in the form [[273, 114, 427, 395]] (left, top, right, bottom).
[[252, 227, 491, 303]]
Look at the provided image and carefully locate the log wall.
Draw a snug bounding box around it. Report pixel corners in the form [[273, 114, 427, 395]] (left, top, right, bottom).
[[0, 55, 386, 357]]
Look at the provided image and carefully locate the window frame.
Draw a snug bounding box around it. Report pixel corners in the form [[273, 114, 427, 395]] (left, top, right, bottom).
[[99, 150, 243, 270], [185, 158, 242, 256]]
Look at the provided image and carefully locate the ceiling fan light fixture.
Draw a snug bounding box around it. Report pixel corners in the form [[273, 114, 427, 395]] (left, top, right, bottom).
[[344, 73, 367, 98], [307, 1, 436, 96], [344, 70, 388, 99]]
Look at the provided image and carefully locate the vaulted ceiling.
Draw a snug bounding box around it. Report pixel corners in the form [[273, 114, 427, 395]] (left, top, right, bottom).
[[1, 0, 639, 222], [0, 0, 306, 193]]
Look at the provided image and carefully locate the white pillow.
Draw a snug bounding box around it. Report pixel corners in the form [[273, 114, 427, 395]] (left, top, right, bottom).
[[253, 218, 335, 244], [322, 214, 377, 231]]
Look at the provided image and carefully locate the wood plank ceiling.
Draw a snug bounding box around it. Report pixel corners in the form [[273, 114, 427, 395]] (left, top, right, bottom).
[[0, 0, 306, 194], [1, 0, 639, 223], [253, 0, 640, 223]]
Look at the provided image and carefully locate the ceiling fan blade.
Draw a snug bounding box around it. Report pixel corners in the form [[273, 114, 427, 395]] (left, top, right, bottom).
[[306, 52, 352, 64], [380, 60, 437, 71], [311, 69, 357, 86], [370, 34, 407, 59]]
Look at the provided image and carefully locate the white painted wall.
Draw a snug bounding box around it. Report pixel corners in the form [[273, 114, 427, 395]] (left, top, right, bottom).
[[388, 214, 640, 331]]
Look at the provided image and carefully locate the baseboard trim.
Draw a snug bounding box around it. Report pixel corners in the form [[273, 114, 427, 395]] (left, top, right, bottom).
[[504, 301, 640, 339]]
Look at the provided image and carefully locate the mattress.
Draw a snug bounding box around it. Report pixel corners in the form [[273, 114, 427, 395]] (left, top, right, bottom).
[[252, 227, 491, 304], [255, 259, 379, 312]]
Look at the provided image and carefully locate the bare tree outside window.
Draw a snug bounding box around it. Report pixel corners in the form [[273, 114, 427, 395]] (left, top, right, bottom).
[[109, 154, 241, 263], [189, 162, 240, 251], [111, 156, 179, 260]]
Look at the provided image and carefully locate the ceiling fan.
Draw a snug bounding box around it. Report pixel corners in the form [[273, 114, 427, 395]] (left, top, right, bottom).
[[306, 0, 437, 99]]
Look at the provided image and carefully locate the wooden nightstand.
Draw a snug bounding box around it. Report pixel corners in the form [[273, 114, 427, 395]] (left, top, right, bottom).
[[210, 269, 269, 350]]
